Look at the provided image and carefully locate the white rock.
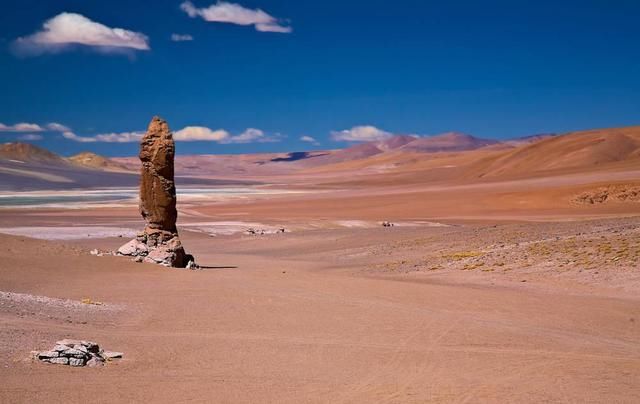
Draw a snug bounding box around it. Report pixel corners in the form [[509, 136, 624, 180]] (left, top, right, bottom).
[[145, 248, 173, 264], [69, 358, 86, 367], [56, 339, 83, 347], [86, 357, 105, 367], [62, 348, 85, 356], [102, 351, 123, 359], [73, 344, 88, 353], [117, 239, 147, 256]]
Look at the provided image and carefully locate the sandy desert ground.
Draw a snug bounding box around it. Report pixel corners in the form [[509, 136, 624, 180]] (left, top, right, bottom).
[[1, 127, 640, 403]]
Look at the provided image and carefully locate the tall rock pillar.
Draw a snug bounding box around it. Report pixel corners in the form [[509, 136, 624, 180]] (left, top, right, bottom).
[[117, 116, 193, 268]]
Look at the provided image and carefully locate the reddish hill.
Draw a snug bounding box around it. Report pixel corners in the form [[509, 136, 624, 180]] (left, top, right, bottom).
[[399, 132, 499, 153], [0, 142, 68, 165], [67, 152, 130, 172], [375, 135, 418, 151], [470, 126, 640, 178]]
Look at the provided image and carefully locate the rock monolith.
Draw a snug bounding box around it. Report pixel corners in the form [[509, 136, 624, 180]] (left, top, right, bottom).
[[117, 116, 194, 268]]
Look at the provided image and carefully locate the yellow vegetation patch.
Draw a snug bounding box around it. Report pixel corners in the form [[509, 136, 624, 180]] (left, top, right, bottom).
[[444, 251, 484, 260]]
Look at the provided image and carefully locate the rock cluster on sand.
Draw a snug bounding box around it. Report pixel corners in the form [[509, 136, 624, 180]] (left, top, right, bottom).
[[34, 339, 122, 367], [117, 116, 195, 268]]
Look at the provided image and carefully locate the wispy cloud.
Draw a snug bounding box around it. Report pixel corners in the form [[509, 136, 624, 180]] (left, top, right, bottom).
[[95, 132, 144, 143], [46, 122, 71, 132], [223, 128, 281, 144], [300, 135, 319, 145], [61, 130, 144, 143], [175, 127, 283, 144], [17, 134, 44, 141], [59, 124, 282, 144], [171, 33, 194, 42], [0, 122, 44, 132], [13, 12, 150, 56], [331, 125, 393, 142], [61, 131, 97, 143], [180, 1, 292, 33]]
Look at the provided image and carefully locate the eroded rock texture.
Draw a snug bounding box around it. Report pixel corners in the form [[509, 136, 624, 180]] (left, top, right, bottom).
[[117, 116, 194, 268], [139, 117, 178, 232]]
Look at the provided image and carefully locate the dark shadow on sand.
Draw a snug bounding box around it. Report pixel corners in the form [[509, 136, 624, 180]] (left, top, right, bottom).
[[199, 265, 238, 270]]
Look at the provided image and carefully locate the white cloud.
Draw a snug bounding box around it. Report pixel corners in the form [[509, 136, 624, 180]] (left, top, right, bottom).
[[94, 132, 144, 143], [46, 122, 71, 132], [180, 1, 292, 33], [255, 23, 292, 33], [222, 128, 284, 143], [0, 122, 45, 132], [223, 128, 263, 143], [61, 130, 143, 143], [62, 131, 96, 143], [52, 122, 283, 144], [174, 126, 229, 141], [17, 134, 44, 141], [171, 33, 194, 42], [14, 12, 150, 55], [331, 125, 394, 142], [300, 135, 319, 145], [59, 124, 282, 144], [174, 126, 283, 144]]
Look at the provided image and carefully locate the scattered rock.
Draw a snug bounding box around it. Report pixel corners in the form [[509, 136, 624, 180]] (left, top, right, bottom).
[[48, 357, 69, 365], [382, 221, 395, 227], [90, 248, 110, 257], [575, 185, 640, 205], [34, 340, 122, 367], [186, 260, 198, 270], [69, 358, 85, 367], [86, 357, 105, 367], [102, 351, 123, 359]]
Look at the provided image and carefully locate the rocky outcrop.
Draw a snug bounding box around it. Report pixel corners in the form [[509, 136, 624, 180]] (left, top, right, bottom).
[[574, 185, 640, 205], [33, 339, 122, 367], [117, 116, 195, 268]]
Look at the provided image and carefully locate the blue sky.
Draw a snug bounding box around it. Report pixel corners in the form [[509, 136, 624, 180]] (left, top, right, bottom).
[[1, 0, 639, 156]]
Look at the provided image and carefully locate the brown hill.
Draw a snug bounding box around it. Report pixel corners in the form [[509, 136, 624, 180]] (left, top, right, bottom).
[[68, 152, 130, 172], [375, 135, 418, 151], [299, 126, 640, 186], [399, 132, 499, 153], [470, 126, 640, 178], [0, 142, 67, 165]]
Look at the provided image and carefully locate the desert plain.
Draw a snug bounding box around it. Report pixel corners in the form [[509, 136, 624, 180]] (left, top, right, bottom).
[[1, 126, 640, 402]]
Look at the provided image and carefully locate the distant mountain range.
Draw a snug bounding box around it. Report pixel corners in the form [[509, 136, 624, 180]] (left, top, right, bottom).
[[0, 143, 253, 191], [2, 126, 639, 190]]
